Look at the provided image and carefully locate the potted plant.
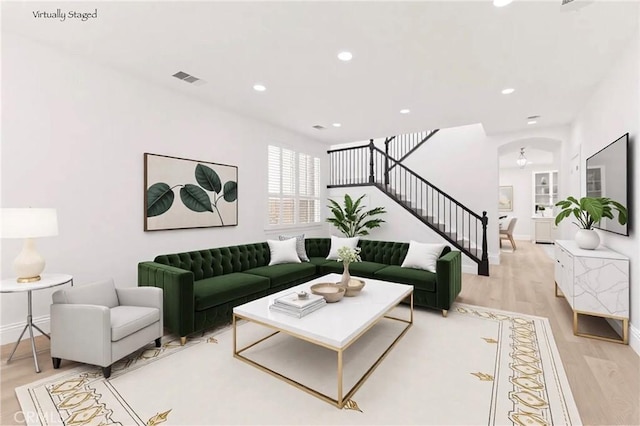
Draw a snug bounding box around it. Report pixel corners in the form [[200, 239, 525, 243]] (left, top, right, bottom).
[[326, 194, 386, 237], [554, 196, 628, 249]]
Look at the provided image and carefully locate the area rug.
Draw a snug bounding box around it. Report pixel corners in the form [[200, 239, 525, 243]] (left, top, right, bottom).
[[15, 303, 581, 425]]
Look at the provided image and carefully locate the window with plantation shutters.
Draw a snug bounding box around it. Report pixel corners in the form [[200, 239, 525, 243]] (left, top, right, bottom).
[[268, 145, 321, 227]]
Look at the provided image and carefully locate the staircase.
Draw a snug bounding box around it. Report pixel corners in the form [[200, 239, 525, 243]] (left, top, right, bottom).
[[384, 129, 439, 163], [327, 138, 489, 276]]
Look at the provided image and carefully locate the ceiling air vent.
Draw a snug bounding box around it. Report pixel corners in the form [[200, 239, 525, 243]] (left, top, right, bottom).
[[172, 71, 206, 86], [560, 0, 594, 11], [312, 125, 326, 130]]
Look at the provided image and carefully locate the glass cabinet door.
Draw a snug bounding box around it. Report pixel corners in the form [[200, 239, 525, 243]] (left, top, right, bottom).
[[533, 170, 558, 214]]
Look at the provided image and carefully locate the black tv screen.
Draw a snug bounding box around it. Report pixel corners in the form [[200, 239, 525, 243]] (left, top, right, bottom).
[[585, 132, 629, 236]]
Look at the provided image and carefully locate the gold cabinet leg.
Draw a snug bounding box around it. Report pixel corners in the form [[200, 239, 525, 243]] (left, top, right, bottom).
[[180, 336, 187, 346], [442, 309, 448, 318], [554, 282, 564, 298], [573, 311, 629, 344]]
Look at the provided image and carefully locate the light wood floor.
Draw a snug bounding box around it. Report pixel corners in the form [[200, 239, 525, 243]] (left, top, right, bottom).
[[1, 240, 638, 425]]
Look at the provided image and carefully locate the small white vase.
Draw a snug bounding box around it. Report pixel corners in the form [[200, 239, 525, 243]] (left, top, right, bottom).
[[340, 262, 351, 288], [575, 229, 600, 250]]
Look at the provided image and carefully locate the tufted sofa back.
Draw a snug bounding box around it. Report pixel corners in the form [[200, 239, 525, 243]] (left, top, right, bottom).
[[304, 238, 331, 258], [306, 238, 451, 266], [154, 243, 270, 280]]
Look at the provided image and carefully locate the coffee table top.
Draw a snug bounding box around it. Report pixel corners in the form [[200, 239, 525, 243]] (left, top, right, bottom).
[[233, 273, 412, 349]]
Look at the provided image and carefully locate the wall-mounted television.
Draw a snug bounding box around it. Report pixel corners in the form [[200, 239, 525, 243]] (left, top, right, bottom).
[[585, 132, 629, 236]]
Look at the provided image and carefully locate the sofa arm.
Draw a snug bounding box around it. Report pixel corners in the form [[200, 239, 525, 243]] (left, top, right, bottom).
[[138, 262, 195, 338], [50, 304, 111, 367], [435, 250, 462, 310]]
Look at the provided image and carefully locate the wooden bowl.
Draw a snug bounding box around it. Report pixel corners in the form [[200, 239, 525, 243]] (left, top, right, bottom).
[[310, 283, 346, 303], [344, 279, 366, 297]]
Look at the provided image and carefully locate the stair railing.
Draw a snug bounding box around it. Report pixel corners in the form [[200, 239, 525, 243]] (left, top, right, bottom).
[[327, 140, 489, 276], [385, 129, 439, 163]]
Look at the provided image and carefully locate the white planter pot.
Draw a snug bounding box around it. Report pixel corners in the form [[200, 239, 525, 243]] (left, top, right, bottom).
[[575, 229, 600, 250]]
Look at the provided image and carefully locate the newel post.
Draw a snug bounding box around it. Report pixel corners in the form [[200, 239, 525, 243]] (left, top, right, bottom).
[[368, 139, 375, 183], [478, 211, 490, 276], [384, 138, 390, 186]]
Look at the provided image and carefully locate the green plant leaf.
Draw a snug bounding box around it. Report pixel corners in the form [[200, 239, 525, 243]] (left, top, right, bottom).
[[223, 181, 237, 202], [180, 184, 213, 212], [326, 194, 386, 237], [195, 164, 222, 193], [580, 197, 604, 222], [147, 183, 175, 217]]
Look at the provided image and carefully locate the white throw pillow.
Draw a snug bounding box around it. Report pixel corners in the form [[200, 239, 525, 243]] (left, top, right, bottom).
[[326, 236, 360, 260], [401, 241, 446, 273], [278, 234, 309, 262], [268, 238, 301, 266]]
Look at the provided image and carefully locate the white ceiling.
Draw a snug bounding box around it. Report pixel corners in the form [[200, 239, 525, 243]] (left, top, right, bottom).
[[3, 1, 638, 144]]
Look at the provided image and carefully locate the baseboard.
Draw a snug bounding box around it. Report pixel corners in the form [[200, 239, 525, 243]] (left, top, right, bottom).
[[0, 315, 50, 345], [460, 253, 499, 275], [628, 324, 640, 355], [606, 318, 640, 354]]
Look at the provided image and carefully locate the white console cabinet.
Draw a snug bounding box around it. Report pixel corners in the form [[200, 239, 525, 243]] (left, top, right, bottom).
[[532, 217, 555, 243], [554, 239, 629, 344]]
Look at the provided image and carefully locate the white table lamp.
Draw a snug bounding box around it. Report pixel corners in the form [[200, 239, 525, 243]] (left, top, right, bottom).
[[0, 208, 59, 283]]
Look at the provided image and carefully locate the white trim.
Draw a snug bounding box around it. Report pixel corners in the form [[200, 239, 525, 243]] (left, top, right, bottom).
[[605, 318, 639, 355], [629, 324, 640, 356], [264, 224, 324, 234], [0, 315, 50, 344]]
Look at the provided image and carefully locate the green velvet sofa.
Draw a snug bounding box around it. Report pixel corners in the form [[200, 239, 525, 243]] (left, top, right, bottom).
[[138, 238, 462, 343]]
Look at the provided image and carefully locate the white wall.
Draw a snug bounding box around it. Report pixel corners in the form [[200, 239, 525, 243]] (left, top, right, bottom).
[[0, 33, 328, 343], [567, 34, 640, 353]]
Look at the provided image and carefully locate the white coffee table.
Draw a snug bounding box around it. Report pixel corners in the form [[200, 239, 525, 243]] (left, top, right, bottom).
[[232, 273, 413, 408]]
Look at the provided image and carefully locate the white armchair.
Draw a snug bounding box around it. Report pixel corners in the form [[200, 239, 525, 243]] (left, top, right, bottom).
[[50, 278, 163, 378]]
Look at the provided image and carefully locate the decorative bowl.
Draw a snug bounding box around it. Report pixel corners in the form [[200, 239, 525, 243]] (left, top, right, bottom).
[[343, 279, 365, 297], [310, 283, 346, 303]]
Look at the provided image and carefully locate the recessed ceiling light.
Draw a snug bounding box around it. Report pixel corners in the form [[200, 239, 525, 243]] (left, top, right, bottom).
[[337, 51, 353, 61], [400, 109, 411, 114], [501, 88, 515, 95], [493, 0, 513, 7], [528, 120, 537, 125], [253, 84, 266, 92], [332, 123, 342, 128]]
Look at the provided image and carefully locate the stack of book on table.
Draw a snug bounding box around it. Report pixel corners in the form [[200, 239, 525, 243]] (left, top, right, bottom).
[[269, 292, 326, 318]]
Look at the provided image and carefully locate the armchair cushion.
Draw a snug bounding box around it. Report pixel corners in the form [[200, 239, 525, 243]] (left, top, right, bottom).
[[110, 306, 161, 342], [52, 278, 119, 308]]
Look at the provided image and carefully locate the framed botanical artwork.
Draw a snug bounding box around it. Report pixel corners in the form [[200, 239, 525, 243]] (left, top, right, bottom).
[[498, 186, 513, 212], [144, 153, 238, 231]]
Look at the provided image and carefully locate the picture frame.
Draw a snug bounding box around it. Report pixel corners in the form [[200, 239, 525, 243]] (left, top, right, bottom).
[[498, 186, 513, 212], [144, 153, 238, 231]]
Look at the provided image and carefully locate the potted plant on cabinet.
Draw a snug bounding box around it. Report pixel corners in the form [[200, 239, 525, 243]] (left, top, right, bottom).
[[554, 196, 628, 249]]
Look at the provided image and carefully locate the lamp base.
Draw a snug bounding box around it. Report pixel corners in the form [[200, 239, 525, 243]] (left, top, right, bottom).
[[14, 238, 46, 284], [17, 275, 42, 283]]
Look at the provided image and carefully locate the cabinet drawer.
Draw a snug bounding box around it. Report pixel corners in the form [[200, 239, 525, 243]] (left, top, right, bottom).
[[555, 245, 573, 304]]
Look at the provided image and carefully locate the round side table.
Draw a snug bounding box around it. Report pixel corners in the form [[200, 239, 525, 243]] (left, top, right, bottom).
[[0, 273, 73, 373]]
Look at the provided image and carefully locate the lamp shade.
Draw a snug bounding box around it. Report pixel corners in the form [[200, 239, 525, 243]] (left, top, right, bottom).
[[0, 208, 59, 239]]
